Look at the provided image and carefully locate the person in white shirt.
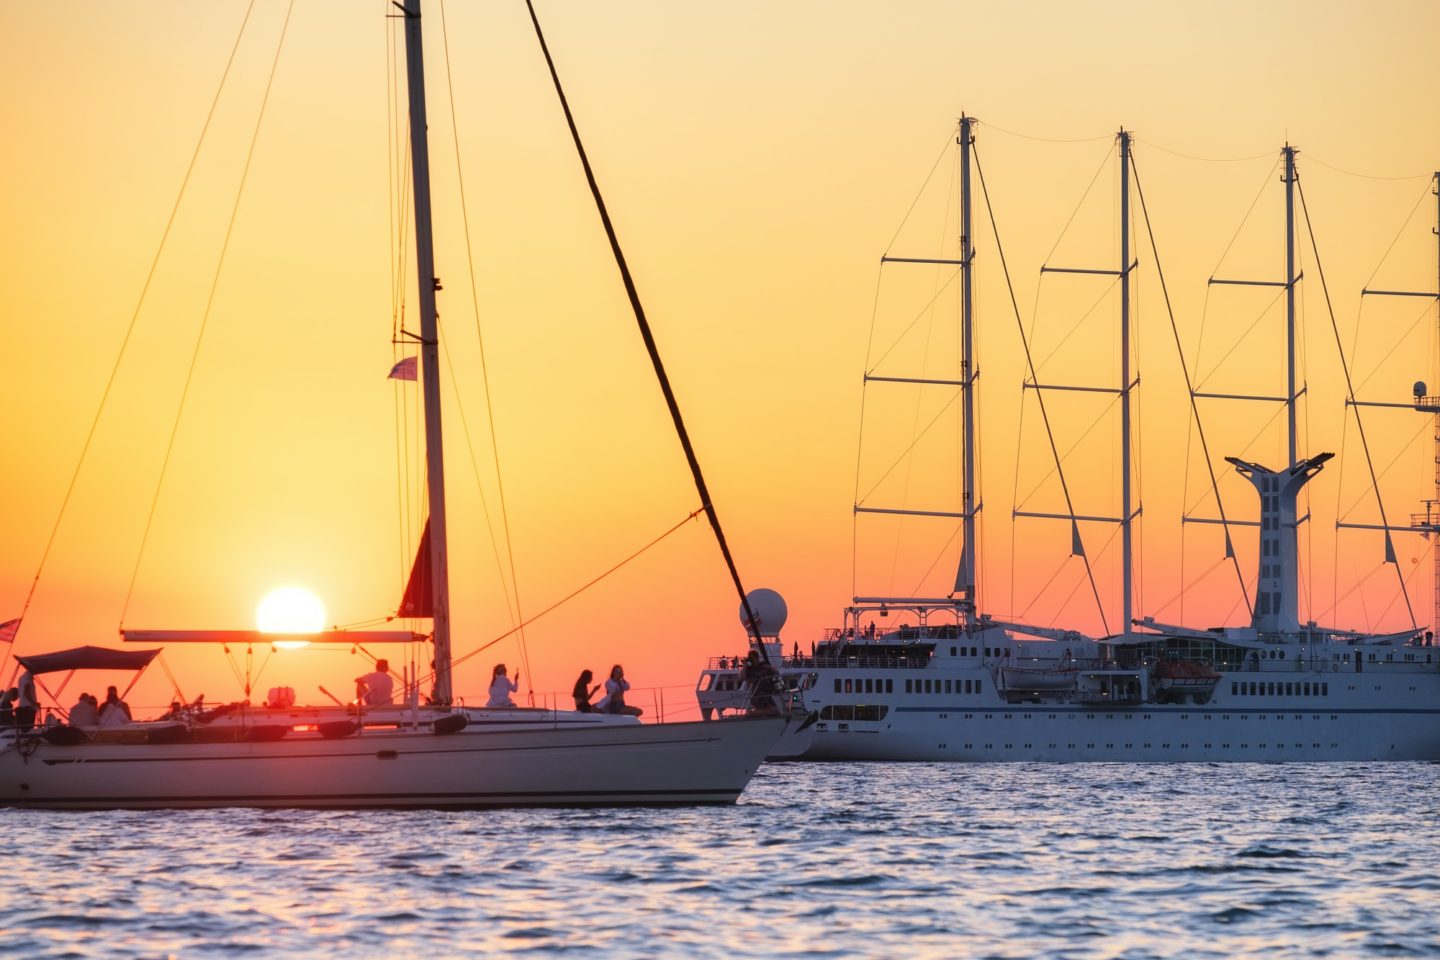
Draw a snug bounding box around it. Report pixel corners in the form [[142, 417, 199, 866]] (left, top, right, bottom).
[[595, 664, 643, 717], [98, 685, 132, 727], [356, 659, 395, 706], [69, 693, 100, 727], [487, 663, 519, 707]]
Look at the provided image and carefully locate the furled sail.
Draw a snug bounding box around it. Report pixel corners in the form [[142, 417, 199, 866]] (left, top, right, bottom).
[[398, 519, 433, 618]]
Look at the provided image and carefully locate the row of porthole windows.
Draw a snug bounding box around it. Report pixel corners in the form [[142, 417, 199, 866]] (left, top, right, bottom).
[[834, 678, 895, 694], [959, 713, 1341, 721], [1232, 681, 1328, 697], [958, 742, 1341, 750]]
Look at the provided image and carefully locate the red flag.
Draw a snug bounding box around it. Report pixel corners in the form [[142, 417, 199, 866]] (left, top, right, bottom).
[[388, 356, 418, 381], [0, 618, 18, 644], [398, 521, 433, 618]]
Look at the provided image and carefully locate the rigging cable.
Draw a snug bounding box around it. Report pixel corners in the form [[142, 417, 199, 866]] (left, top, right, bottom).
[[972, 142, 1110, 634], [0, 1, 259, 679], [522, 0, 768, 652], [886, 148, 960, 595], [857, 125, 960, 598], [1296, 175, 1418, 627], [120, 0, 298, 626], [1130, 152, 1252, 610], [434, 508, 707, 683], [438, 0, 533, 699]]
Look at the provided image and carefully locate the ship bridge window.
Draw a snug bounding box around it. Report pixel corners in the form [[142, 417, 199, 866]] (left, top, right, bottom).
[[864, 679, 874, 694], [886, 679, 894, 693], [819, 704, 889, 722], [834, 679, 842, 694], [945, 679, 953, 694], [844, 679, 853, 693]]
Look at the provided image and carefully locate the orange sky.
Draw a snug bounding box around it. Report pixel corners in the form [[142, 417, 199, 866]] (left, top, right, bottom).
[[2, 1, 1439, 717]]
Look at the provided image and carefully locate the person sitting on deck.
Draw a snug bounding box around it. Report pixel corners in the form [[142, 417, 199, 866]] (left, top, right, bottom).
[[69, 693, 100, 728], [487, 663, 519, 708], [572, 669, 599, 712], [98, 686, 132, 727], [0, 688, 15, 727], [596, 665, 642, 717], [356, 659, 395, 706]]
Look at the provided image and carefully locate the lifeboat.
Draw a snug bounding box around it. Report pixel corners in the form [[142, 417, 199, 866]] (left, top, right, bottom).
[[1154, 659, 1221, 702]]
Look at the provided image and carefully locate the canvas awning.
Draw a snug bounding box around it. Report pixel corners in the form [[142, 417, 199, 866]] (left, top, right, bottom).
[[14, 645, 161, 676]]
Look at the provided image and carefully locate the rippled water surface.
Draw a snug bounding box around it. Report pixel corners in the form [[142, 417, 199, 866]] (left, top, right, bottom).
[[4, 763, 1438, 958]]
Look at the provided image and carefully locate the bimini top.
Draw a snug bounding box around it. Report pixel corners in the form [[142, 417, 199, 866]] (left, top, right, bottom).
[[15, 645, 161, 676]]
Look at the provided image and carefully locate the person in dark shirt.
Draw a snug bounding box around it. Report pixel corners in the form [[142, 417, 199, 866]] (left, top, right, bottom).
[[740, 650, 780, 716], [572, 670, 599, 712]]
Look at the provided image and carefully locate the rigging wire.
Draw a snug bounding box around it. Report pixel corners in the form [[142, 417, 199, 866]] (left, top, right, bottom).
[[979, 120, 1112, 145], [1041, 147, 1112, 266], [1303, 152, 1435, 183], [438, 0, 533, 698], [120, 0, 298, 626], [886, 147, 960, 595], [521, 0, 768, 652], [1360, 180, 1435, 293], [973, 142, 1110, 634], [431, 508, 706, 684], [1207, 155, 1282, 282], [857, 390, 963, 506], [1297, 174, 1417, 627], [882, 125, 961, 255], [1132, 138, 1274, 165], [0, 0, 259, 669], [1131, 151, 1252, 610]]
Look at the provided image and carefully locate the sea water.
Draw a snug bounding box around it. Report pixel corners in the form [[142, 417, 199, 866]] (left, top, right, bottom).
[[3, 762, 1437, 958]]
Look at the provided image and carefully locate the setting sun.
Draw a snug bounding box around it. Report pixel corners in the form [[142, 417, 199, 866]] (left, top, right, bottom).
[[255, 586, 327, 635]]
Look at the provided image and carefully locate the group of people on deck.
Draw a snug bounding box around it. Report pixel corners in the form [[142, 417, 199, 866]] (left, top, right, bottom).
[[350, 659, 642, 716], [482, 663, 642, 717], [66, 687, 131, 728]]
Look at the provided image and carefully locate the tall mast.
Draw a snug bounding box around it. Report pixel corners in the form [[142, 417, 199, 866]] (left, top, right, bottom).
[[1434, 170, 1439, 634], [1285, 144, 1298, 466], [400, 0, 454, 703], [957, 115, 978, 622], [1119, 129, 1134, 636]]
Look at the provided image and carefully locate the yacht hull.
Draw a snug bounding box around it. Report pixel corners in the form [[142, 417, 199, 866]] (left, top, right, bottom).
[[0, 716, 786, 809]]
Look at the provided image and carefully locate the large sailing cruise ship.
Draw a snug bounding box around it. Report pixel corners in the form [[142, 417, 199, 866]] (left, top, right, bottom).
[[697, 124, 1440, 761]]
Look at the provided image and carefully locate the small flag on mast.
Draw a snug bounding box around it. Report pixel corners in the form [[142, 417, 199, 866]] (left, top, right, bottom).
[[0, 618, 20, 644], [388, 356, 418, 381]]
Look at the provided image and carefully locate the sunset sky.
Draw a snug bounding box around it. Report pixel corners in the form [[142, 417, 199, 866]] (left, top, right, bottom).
[[3, 0, 1438, 715]]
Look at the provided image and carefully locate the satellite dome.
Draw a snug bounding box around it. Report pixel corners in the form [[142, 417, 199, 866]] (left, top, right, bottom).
[[1414, 381, 1428, 399], [739, 588, 788, 637]]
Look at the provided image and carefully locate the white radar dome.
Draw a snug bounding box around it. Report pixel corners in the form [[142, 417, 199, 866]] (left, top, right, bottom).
[[739, 588, 788, 637]]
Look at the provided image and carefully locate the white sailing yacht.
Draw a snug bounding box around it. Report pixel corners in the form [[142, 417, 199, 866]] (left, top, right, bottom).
[[0, 0, 791, 807]]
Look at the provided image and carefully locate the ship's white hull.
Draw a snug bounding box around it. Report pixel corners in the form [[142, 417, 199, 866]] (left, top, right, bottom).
[[0, 716, 786, 809], [795, 648, 1440, 761], [807, 702, 1440, 761]]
